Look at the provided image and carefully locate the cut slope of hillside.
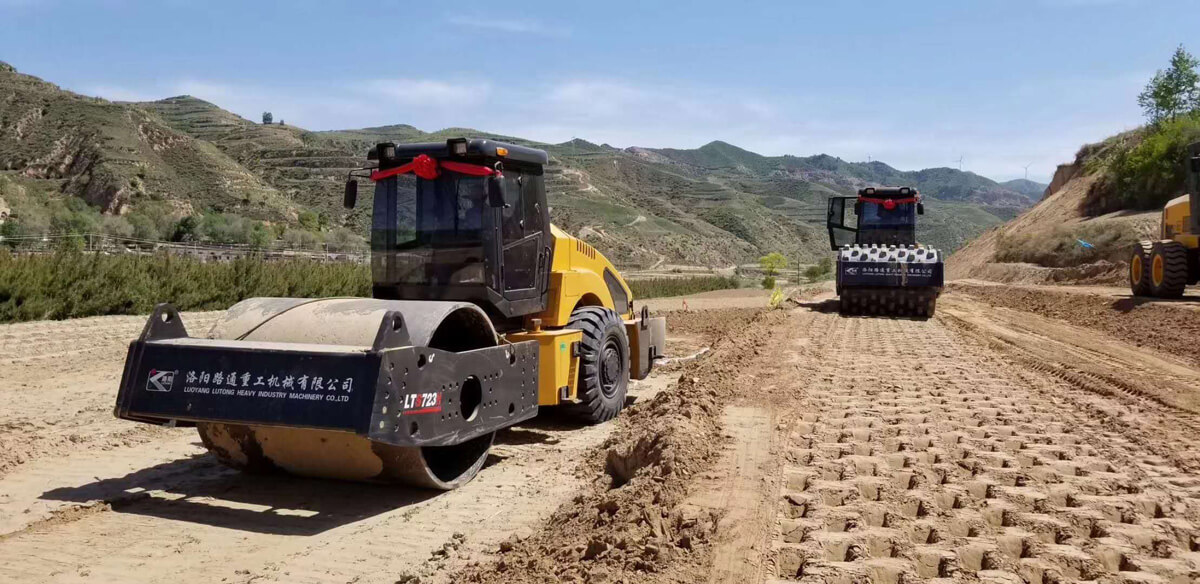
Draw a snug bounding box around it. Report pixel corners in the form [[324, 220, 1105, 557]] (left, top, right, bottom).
[[949, 159, 1157, 284]]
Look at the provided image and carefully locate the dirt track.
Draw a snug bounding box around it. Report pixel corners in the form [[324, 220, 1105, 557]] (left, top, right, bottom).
[[2, 286, 1200, 583]]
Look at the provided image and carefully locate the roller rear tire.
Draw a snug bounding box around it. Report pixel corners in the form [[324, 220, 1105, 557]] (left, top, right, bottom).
[[567, 307, 630, 424]]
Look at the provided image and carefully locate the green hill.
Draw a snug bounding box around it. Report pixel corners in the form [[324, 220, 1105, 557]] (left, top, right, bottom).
[[1000, 178, 1048, 199], [0, 62, 1012, 266]]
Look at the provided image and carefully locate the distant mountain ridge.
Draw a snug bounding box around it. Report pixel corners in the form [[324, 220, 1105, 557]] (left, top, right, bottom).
[[0, 62, 1021, 266], [999, 178, 1049, 199], [632, 140, 1043, 208]]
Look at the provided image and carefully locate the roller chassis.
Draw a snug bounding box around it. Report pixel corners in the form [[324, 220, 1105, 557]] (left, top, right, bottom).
[[115, 304, 540, 449]]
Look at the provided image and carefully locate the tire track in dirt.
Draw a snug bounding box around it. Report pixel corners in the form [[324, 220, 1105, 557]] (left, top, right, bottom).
[[685, 406, 777, 584]]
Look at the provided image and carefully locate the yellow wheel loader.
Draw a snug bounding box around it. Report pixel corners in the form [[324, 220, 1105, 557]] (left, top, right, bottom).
[[114, 138, 667, 489], [1129, 141, 1200, 298]]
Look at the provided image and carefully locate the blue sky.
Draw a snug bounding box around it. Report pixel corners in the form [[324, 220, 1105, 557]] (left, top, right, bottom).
[[1, 0, 1196, 183]]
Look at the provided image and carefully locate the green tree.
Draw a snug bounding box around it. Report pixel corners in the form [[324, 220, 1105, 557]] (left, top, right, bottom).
[[1, 219, 21, 248], [759, 252, 786, 289], [171, 215, 201, 242], [758, 252, 787, 277], [298, 209, 320, 231], [248, 222, 272, 249], [1138, 45, 1200, 123]]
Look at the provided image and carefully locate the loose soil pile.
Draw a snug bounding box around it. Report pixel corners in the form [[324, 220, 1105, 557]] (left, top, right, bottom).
[[456, 308, 789, 583]]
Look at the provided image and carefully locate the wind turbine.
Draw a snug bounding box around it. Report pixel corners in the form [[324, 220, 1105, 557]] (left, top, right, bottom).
[[954, 155, 964, 171], [1023, 162, 1033, 180]]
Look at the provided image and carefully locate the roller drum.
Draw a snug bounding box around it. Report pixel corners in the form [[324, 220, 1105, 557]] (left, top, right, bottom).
[[196, 297, 499, 489]]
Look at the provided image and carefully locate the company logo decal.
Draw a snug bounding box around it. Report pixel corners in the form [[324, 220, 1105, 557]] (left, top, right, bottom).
[[146, 369, 176, 392]]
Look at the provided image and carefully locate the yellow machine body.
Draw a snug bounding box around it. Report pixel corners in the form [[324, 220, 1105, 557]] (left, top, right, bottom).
[[503, 224, 661, 406], [535, 225, 635, 326], [1161, 194, 1199, 248], [506, 328, 583, 405]]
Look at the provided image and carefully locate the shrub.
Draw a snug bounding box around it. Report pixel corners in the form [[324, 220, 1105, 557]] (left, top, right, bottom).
[[1102, 113, 1200, 211], [0, 250, 370, 323], [804, 257, 833, 281], [761, 275, 776, 289]]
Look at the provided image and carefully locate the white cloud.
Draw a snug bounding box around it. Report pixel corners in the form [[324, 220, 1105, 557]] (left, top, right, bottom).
[[446, 14, 568, 37], [363, 79, 491, 107]]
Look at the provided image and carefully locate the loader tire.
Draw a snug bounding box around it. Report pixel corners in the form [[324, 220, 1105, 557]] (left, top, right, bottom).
[[567, 306, 630, 424], [1150, 240, 1188, 298], [1129, 241, 1153, 297]]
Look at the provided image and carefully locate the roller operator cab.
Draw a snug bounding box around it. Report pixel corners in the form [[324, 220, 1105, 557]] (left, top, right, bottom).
[[113, 138, 666, 490], [1129, 141, 1200, 298], [826, 187, 944, 317]]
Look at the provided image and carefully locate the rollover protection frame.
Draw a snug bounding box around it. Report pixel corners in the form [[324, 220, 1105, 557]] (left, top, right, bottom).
[[114, 304, 540, 449]]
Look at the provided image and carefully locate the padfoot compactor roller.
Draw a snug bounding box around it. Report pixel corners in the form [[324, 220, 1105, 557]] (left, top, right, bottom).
[[826, 187, 944, 317], [115, 138, 666, 489]]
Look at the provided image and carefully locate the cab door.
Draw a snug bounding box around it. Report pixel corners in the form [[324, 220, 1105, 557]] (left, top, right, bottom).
[[498, 172, 547, 298], [826, 196, 858, 250]]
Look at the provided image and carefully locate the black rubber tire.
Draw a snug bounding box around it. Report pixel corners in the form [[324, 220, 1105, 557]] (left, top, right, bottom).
[[1150, 240, 1188, 298], [567, 306, 630, 424], [1129, 241, 1153, 297]]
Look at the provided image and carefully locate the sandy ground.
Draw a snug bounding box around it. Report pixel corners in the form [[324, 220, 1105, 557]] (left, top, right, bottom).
[[2, 285, 1200, 583], [641, 287, 777, 312]]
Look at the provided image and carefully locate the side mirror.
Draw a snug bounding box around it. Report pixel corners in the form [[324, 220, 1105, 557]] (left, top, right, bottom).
[[487, 175, 508, 208], [917, 202, 925, 215], [1189, 156, 1200, 174], [344, 180, 358, 209]]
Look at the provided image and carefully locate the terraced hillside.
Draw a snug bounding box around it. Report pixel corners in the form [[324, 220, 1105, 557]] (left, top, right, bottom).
[[2, 62, 1029, 266], [0, 63, 293, 236]]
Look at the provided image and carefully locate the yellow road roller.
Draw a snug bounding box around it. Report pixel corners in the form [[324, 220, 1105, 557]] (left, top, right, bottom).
[[115, 138, 667, 489]]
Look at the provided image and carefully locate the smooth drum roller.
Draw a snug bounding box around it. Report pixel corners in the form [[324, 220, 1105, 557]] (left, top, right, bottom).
[[195, 297, 504, 489], [113, 138, 665, 493]]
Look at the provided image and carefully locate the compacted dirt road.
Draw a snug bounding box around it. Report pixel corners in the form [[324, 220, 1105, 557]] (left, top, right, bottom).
[[1, 285, 1199, 584]]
